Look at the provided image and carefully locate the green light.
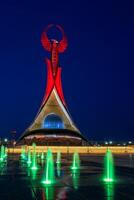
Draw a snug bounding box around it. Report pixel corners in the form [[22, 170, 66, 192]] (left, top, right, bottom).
[[4, 147, 7, 158], [71, 166, 78, 170], [0, 145, 5, 162], [41, 152, 45, 160], [30, 168, 37, 180], [104, 178, 113, 182], [31, 143, 38, 170], [72, 169, 80, 190], [56, 162, 61, 177], [0, 157, 3, 162], [56, 151, 61, 164], [31, 166, 38, 170], [21, 146, 26, 160], [37, 153, 40, 158], [27, 149, 32, 165], [42, 148, 55, 185], [103, 149, 115, 183], [105, 180, 114, 200], [71, 152, 80, 170], [42, 180, 52, 184], [43, 186, 54, 200]]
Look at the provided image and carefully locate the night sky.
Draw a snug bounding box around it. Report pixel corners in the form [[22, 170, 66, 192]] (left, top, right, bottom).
[[0, 0, 134, 140]]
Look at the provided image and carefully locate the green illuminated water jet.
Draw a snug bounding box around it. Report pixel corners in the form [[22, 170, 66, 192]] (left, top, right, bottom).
[[27, 149, 32, 165], [41, 151, 45, 160], [42, 149, 55, 185], [37, 153, 40, 158], [0, 145, 5, 162], [31, 143, 37, 170], [56, 151, 61, 164], [71, 152, 80, 170], [103, 149, 114, 182], [56, 162, 61, 177], [21, 146, 26, 159], [4, 147, 7, 158]]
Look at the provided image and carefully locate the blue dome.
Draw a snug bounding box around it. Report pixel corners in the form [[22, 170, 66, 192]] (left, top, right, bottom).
[[42, 114, 64, 129]]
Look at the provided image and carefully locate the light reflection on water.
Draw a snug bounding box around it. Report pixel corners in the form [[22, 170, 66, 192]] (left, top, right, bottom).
[[56, 162, 61, 177], [105, 182, 114, 200], [41, 186, 70, 200], [56, 187, 69, 200], [22, 156, 81, 200], [20, 153, 116, 200], [42, 186, 54, 200], [72, 169, 80, 190], [30, 168, 38, 180]]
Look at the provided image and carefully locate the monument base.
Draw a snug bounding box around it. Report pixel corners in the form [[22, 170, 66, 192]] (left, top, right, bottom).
[[18, 129, 87, 146]]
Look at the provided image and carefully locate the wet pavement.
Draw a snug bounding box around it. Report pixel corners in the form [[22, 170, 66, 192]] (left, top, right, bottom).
[[0, 154, 134, 200]]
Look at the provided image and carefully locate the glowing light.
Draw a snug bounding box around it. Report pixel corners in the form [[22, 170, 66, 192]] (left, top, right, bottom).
[[105, 142, 108, 145], [21, 146, 26, 159], [105, 181, 114, 200], [31, 143, 38, 170], [56, 151, 61, 164], [71, 152, 80, 170], [56, 162, 61, 177], [4, 138, 8, 142], [104, 178, 113, 182], [42, 180, 52, 185], [43, 186, 54, 200], [0, 158, 3, 162], [31, 166, 38, 170], [42, 114, 64, 129], [103, 149, 115, 183], [72, 169, 80, 190], [41, 152, 45, 160], [42, 149, 55, 185], [27, 149, 32, 165], [0, 145, 5, 162]]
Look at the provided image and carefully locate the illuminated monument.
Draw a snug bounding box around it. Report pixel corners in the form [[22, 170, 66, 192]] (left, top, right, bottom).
[[19, 25, 87, 145]]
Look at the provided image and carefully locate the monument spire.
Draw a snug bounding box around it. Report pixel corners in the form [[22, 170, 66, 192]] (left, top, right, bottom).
[[18, 25, 87, 146], [40, 24, 67, 106]]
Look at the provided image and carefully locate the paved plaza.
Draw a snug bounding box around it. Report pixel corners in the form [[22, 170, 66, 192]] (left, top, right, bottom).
[[0, 154, 133, 200]]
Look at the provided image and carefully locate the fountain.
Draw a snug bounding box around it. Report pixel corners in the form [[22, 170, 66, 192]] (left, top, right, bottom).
[[42, 148, 55, 185], [41, 151, 45, 160], [37, 153, 40, 158], [31, 143, 38, 170], [27, 149, 32, 165], [56, 151, 61, 164], [0, 145, 5, 162], [103, 149, 114, 182], [21, 146, 26, 160], [71, 152, 80, 170], [56, 162, 61, 177], [4, 147, 7, 158]]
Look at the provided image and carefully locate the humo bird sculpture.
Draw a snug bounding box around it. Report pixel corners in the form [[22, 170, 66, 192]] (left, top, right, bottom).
[[41, 24, 68, 77]]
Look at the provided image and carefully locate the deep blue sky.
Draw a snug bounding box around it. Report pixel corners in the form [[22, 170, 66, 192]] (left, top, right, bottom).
[[0, 0, 134, 140]]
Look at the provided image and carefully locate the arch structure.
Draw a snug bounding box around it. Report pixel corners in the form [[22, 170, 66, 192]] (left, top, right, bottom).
[[18, 25, 88, 146], [42, 114, 64, 129]]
